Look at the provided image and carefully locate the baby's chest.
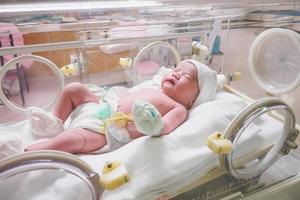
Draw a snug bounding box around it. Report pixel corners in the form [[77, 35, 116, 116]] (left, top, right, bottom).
[[118, 90, 171, 113]]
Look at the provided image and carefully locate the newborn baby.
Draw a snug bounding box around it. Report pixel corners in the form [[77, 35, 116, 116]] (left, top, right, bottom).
[[25, 59, 218, 154]]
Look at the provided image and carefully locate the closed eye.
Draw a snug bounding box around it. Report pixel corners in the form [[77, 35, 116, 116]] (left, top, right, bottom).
[[182, 72, 191, 80]]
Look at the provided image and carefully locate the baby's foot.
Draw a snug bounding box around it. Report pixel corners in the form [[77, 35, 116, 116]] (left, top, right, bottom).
[[0, 137, 23, 161], [27, 106, 64, 137]]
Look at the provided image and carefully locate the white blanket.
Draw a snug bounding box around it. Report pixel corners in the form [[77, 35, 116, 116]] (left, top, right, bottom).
[[0, 91, 283, 200]]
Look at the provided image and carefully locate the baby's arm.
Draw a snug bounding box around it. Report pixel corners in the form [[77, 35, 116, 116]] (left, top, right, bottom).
[[160, 103, 187, 135], [130, 100, 187, 138]]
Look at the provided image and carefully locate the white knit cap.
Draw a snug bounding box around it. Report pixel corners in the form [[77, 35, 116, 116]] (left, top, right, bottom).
[[183, 59, 218, 108]]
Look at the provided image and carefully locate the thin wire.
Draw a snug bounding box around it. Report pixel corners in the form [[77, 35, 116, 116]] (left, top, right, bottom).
[[220, 18, 230, 74]]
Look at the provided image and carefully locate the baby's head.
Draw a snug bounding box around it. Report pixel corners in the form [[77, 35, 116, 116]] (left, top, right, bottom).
[[161, 59, 217, 109]]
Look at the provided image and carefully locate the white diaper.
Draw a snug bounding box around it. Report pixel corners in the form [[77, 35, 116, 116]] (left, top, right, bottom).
[[68, 87, 132, 153], [95, 124, 132, 153], [68, 102, 107, 133], [68, 87, 122, 133]]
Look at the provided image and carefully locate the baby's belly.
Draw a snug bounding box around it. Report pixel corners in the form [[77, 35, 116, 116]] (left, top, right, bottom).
[[117, 93, 147, 114], [117, 99, 132, 114]]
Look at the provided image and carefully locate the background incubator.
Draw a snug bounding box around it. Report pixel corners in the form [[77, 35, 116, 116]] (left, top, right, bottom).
[[1, 1, 300, 200]]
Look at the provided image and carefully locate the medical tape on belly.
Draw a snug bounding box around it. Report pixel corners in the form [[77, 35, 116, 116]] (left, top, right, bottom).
[[105, 112, 133, 129], [98, 112, 133, 134], [94, 103, 131, 132], [100, 113, 133, 144]]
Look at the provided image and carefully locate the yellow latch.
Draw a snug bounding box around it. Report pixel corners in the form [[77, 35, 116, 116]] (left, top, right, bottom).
[[61, 64, 76, 77], [207, 131, 233, 155], [119, 57, 132, 69], [228, 72, 242, 82], [100, 161, 130, 190]]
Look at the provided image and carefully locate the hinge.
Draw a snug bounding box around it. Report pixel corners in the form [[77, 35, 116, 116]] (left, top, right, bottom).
[[281, 129, 299, 155]]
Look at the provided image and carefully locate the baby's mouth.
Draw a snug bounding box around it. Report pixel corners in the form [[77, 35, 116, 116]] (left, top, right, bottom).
[[165, 78, 176, 85]]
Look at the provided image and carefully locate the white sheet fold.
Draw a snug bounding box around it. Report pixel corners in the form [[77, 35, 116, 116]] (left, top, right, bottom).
[[0, 136, 23, 161]]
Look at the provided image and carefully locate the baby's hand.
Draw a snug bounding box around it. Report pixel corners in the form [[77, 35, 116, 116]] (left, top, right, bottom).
[[132, 100, 163, 137]]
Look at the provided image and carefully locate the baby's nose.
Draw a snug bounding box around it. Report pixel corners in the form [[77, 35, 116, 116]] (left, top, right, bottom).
[[172, 73, 180, 79]]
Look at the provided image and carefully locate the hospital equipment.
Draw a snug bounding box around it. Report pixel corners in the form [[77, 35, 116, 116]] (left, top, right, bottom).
[[61, 64, 77, 77], [1, 1, 300, 199], [0, 55, 64, 114], [249, 28, 300, 95], [100, 160, 130, 191], [0, 23, 32, 106], [207, 131, 233, 155]]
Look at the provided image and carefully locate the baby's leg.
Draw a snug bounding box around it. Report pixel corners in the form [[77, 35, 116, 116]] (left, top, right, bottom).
[[54, 82, 99, 122], [28, 82, 99, 136], [25, 128, 107, 154]]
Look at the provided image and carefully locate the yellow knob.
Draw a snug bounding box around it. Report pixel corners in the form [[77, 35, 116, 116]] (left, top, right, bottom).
[[61, 64, 76, 77], [119, 57, 132, 69], [102, 161, 121, 173], [228, 72, 242, 81], [100, 161, 130, 190], [207, 131, 233, 155]]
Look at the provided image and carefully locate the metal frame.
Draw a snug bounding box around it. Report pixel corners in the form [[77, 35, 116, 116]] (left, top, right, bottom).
[[220, 97, 298, 179], [0, 150, 103, 200]]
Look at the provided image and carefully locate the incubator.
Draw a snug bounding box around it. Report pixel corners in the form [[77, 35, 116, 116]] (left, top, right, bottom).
[[1, 0, 300, 200]]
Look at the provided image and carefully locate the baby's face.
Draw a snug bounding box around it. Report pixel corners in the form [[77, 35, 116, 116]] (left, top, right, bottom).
[[161, 61, 200, 108]]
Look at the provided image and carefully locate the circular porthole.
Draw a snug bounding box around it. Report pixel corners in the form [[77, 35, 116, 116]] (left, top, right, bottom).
[[129, 41, 181, 85], [249, 28, 300, 95], [220, 97, 296, 179], [0, 150, 102, 200], [0, 55, 64, 114]]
